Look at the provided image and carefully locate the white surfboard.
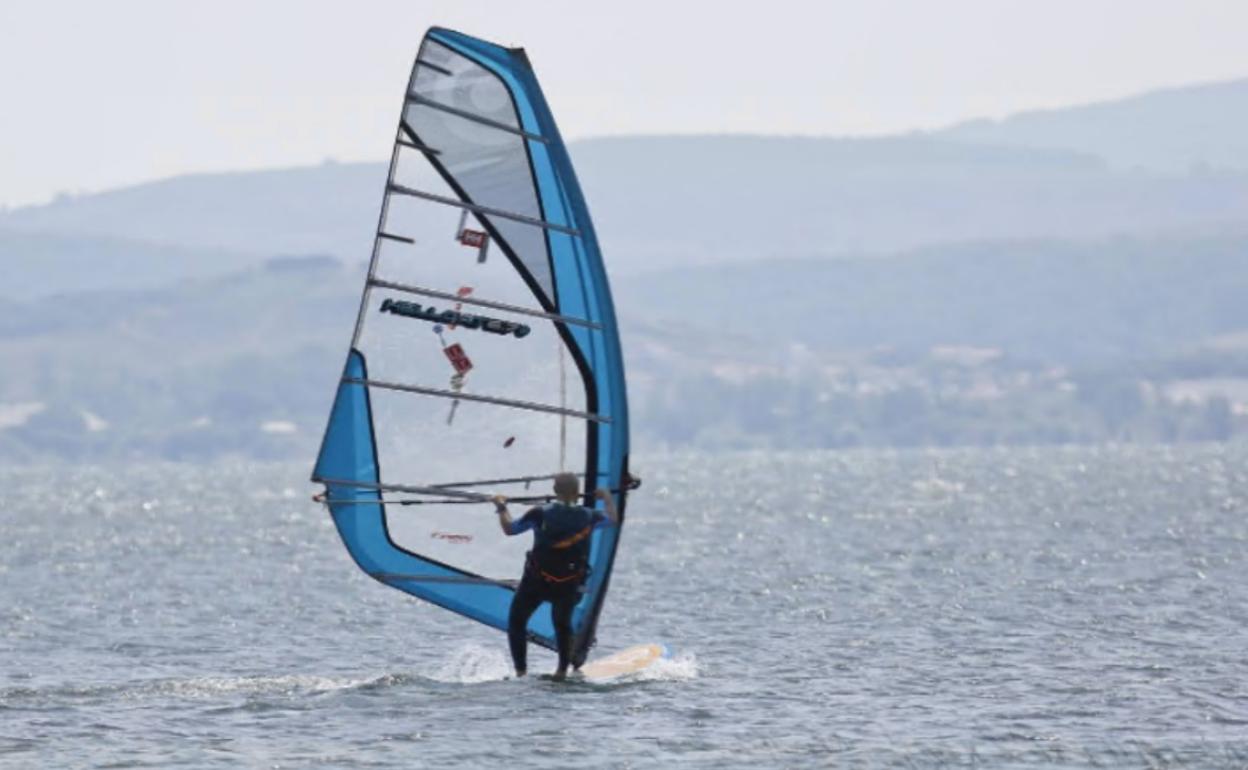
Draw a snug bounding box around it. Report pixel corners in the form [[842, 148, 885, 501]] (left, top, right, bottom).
[[579, 643, 668, 681]]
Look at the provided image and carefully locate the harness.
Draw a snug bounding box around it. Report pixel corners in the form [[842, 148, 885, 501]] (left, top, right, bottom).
[[527, 505, 594, 585]]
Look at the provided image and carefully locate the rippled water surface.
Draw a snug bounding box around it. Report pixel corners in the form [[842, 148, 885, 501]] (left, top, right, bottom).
[[3, 445, 1248, 768]]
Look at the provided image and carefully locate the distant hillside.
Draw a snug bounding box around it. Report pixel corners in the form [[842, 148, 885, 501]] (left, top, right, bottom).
[[4, 133, 1248, 297], [0, 161, 384, 267], [619, 232, 1248, 365], [4, 230, 1248, 458], [0, 257, 357, 460], [0, 229, 259, 298], [937, 78, 1248, 173]]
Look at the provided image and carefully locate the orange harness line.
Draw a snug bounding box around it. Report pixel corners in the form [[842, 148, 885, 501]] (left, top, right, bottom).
[[534, 525, 594, 583], [538, 569, 583, 584], [551, 526, 592, 550]]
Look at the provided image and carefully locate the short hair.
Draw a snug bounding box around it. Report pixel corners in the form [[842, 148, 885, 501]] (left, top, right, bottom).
[[553, 472, 579, 498]]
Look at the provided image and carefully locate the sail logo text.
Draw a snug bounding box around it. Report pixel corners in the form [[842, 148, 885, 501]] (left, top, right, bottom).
[[380, 298, 531, 338]]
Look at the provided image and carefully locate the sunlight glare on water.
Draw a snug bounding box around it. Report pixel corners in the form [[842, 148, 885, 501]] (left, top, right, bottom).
[[2, 445, 1248, 767]]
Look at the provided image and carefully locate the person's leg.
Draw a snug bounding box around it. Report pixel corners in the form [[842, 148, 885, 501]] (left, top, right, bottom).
[[508, 576, 543, 676], [549, 588, 578, 679]]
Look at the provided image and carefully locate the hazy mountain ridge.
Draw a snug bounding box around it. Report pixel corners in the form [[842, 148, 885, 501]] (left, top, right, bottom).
[[4, 141, 1245, 292], [0, 229, 263, 299], [5, 75, 1248, 294], [936, 77, 1248, 173], [0, 162, 383, 274]]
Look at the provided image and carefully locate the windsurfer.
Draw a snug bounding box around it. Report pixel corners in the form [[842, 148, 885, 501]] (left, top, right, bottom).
[[494, 473, 618, 680]]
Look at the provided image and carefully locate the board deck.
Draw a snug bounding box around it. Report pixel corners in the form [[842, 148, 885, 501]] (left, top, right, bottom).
[[579, 643, 667, 680]]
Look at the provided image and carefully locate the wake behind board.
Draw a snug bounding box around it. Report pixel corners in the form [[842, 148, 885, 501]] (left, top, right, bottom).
[[579, 643, 668, 681]]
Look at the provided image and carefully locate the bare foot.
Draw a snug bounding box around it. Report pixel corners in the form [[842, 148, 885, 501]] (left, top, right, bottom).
[[551, 667, 567, 682]]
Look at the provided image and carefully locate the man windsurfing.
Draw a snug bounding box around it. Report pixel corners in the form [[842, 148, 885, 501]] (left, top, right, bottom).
[[493, 472, 619, 680]]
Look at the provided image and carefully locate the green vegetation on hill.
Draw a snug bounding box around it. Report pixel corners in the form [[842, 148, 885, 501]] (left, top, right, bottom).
[[3, 233, 1248, 459]]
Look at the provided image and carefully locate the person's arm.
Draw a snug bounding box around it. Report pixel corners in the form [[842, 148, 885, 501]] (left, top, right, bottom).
[[594, 488, 619, 526], [497, 498, 543, 536], [493, 495, 513, 535]]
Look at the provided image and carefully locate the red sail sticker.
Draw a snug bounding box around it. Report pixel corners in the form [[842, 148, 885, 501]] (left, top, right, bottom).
[[449, 286, 474, 330], [443, 343, 473, 375], [459, 229, 488, 248]]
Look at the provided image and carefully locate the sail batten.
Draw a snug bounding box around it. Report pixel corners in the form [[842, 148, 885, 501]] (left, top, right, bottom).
[[406, 93, 548, 142], [433, 472, 583, 489], [395, 138, 442, 156], [313, 27, 629, 665], [413, 58, 454, 77], [376, 232, 415, 244], [342, 377, 610, 422], [386, 182, 580, 234], [316, 476, 494, 501], [367, 278, 601, 329], [376, 574, 519, 587]]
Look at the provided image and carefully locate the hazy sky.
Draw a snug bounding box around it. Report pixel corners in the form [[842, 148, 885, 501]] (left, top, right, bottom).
[[2, 0, 1247, 208]]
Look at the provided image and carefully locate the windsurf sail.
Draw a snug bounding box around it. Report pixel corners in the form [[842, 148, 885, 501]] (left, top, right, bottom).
[[311, 27, 630, 666]]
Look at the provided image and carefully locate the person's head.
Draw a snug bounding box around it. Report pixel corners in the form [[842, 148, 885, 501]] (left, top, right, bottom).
[[553, 472, 579, 502]]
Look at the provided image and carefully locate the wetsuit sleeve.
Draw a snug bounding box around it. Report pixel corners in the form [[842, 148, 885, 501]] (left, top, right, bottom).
[[507, 508, 542, 536], [590, 509, 611, 528]]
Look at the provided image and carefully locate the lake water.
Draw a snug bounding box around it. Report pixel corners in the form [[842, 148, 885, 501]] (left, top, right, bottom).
[[3, 444, 1248, 768]]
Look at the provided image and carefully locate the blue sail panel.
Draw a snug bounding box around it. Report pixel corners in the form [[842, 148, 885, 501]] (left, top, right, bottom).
[[314, 350, 558, 645]]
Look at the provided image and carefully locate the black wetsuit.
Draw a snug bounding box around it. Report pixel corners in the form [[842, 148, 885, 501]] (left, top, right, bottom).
[[506, 502, 606, 673]]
